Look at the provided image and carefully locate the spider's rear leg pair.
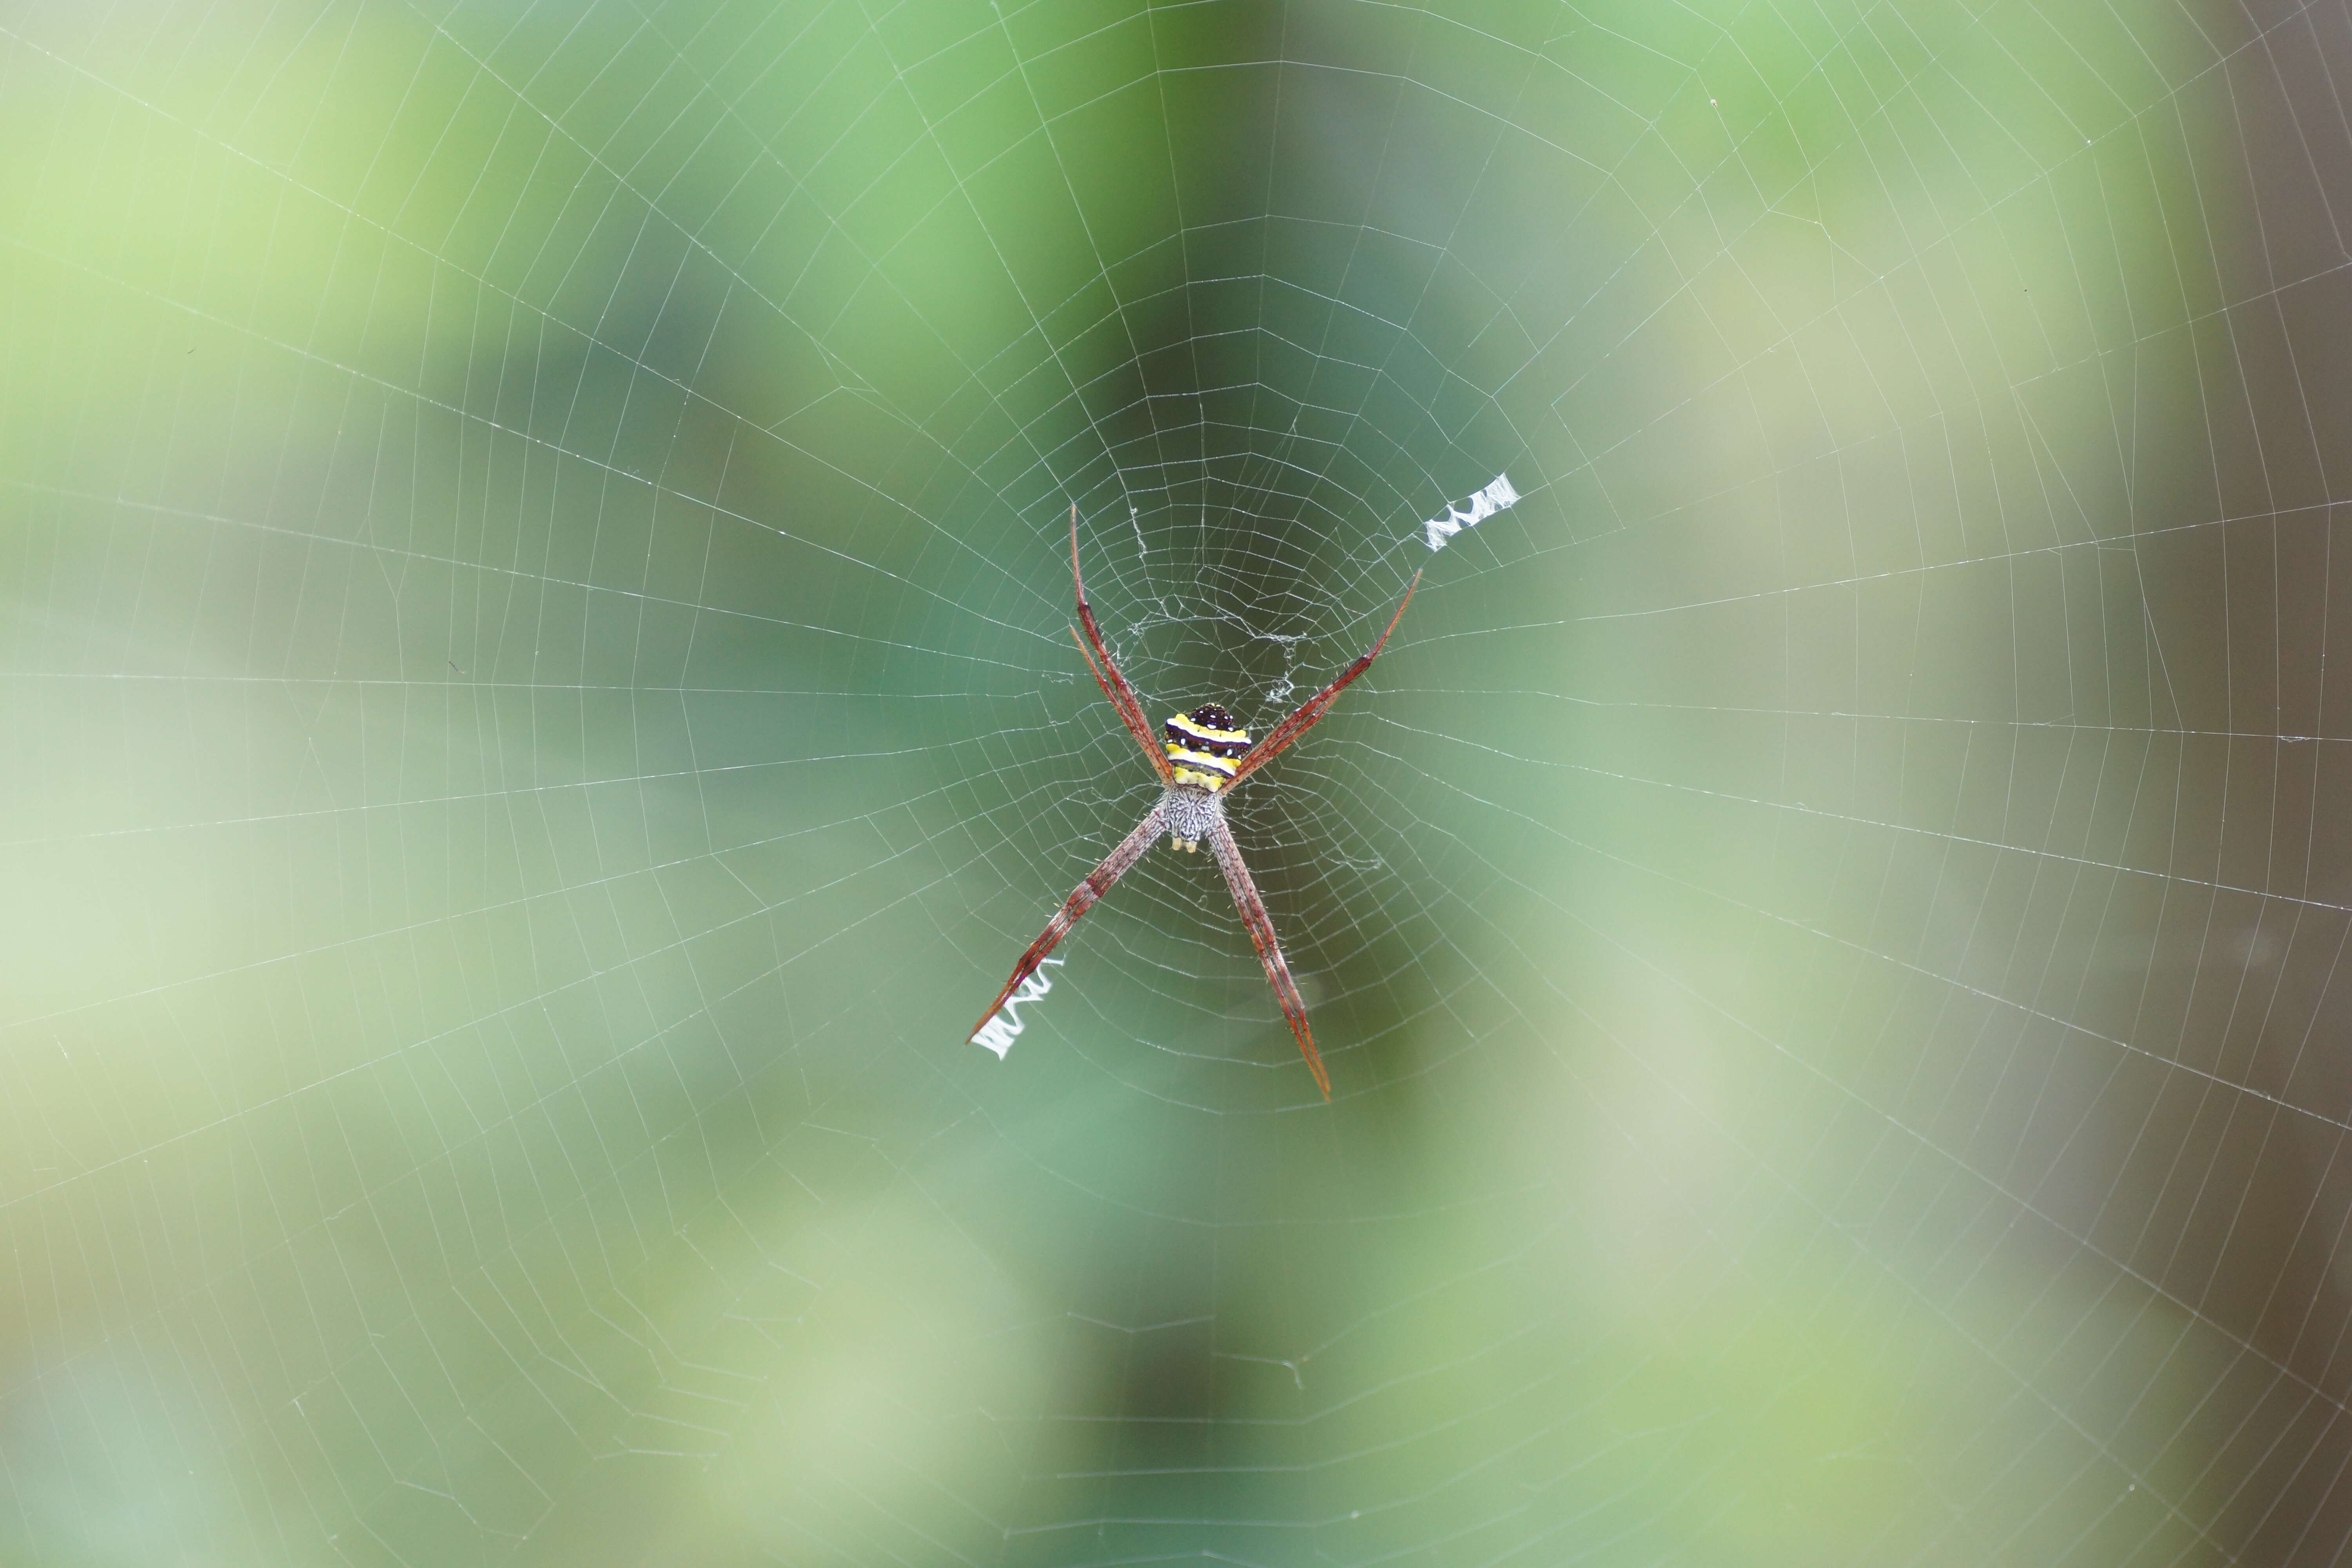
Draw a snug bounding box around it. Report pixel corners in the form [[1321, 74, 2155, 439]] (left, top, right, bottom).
[[969, 506, 1419, 1099]]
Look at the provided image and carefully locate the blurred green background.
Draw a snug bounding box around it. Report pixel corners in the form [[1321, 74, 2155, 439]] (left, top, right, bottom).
[[6, 0, 2352, 1563]]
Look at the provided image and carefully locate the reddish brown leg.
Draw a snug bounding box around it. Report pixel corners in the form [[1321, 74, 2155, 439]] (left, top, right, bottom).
[[1205, 817, 1331, 1100], [1227, 569, 1420, 788], [1067, 505, 1173, 783], [970, 801, 1170, 1042]]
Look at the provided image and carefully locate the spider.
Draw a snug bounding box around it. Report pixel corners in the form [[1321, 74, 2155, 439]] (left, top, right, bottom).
[[969, 506, 1419, 1099]]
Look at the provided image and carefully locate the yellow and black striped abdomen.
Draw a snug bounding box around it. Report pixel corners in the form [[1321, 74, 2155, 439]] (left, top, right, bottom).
[[1164, 704, 1251, 791]]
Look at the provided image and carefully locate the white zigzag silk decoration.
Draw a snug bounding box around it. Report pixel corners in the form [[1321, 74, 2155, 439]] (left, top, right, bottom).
[[969, 957, 1063, 1058], [1424, 473, 1519, 550]]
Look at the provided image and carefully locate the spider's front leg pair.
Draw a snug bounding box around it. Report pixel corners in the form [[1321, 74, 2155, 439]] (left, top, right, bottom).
[[969, 506, 1419, 1099]]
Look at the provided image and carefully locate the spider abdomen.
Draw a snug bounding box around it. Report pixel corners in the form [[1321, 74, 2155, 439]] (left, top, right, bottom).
[[1163, 704, 1251, 792]]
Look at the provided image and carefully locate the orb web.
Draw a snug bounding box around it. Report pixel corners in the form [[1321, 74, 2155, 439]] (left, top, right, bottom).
[[4, 1, 2352, 1564]]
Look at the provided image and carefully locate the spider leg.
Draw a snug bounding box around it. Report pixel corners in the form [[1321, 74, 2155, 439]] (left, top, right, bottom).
[[1205, 817, 1331, 1100], [1069, 627, 1165, 777], [1068, 505, 1175, 783], [1226, 569, 1420, 788], [970, 800, 1170, 1043]]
